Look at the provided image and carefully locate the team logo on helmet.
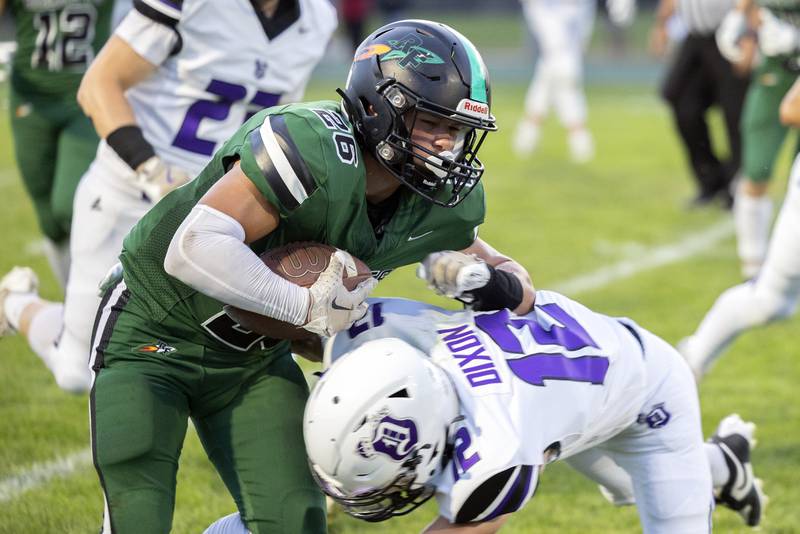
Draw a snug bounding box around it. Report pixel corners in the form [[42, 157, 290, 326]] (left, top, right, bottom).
[[365, 414, 419, 461], [381, 34, 444, 70], [355, 43, 392, 61]]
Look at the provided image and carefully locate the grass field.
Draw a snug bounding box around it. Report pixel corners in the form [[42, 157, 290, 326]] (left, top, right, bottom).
[[1, 27, 799, 534]]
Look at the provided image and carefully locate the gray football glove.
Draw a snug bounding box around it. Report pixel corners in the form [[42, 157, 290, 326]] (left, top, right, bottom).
[[134, 156, 192, 203], [417, 251, 491, 301]]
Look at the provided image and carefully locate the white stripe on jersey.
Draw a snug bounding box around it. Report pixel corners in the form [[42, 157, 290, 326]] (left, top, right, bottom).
[[88, 281, 127, 384], [258, 118, 309, 206], [140, 0, 182, 21]]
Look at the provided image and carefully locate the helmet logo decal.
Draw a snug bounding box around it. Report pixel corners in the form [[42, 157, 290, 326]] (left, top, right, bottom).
[[381, 34, 444, 70], [355, 44, 392, 61], [457, 99, 490, 119], [368, 414, 419, 461]]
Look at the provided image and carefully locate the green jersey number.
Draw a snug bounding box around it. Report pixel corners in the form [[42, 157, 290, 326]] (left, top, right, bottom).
[[32, 4, 97, 72]]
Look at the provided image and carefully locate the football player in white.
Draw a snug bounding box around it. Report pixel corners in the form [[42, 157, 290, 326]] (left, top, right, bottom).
[[204, 279, 766, 533], [513, 0, 635, 163], [0, 0, 336, 393], [295, 290, 766, 533], [680, 76, 800, 380]]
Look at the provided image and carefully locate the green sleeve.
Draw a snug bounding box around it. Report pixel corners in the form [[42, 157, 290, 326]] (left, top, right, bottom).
[[237, 102, 365, 218]]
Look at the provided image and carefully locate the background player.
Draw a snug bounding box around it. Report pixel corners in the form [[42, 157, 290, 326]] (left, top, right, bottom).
[[680, 76, 800, 380], [80, 21, 535, 533], [717, 0, 800, 277], [0, 0, 336, 393], [301, 294, 765, 533], [513, 0, 635, 163], [2, 0, 114, 285]]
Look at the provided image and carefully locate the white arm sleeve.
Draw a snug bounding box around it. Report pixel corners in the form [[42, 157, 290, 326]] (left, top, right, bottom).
[[114, 9, 179, 66], [164, 204, 310, 325]]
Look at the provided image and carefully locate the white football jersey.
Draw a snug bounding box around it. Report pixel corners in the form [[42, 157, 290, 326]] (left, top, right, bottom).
[[116, 0, 336, 175], [326, 292, 648, 523]]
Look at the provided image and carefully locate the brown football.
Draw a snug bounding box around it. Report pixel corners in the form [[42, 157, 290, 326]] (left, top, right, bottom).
[[224, 243, 372, 340]]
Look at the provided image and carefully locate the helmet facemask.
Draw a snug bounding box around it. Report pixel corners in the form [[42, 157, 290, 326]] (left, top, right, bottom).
[[344, 79, 493, 208], [310, 447, 438, 522]]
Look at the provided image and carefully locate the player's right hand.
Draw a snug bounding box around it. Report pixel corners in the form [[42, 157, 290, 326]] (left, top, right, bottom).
[[303, 251, 378, 337], [134, 156, 192, 203], [716, 10, 747, 63]]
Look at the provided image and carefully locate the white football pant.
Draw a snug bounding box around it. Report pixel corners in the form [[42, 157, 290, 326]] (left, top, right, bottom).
[[521, 0, 594, 127], [26, 143, 152, 393], [567, 328, 714, 534], [684, 154, 800, 378]]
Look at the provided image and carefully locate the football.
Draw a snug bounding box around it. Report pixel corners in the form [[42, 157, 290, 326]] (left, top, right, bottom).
[[224, 242, 372, 340]]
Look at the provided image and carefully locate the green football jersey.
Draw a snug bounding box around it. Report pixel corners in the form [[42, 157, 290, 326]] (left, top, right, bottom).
[[120, 100, 485, 352], [9, 0, 113, 97]]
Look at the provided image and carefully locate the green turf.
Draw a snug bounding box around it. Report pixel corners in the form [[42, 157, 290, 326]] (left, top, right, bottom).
[[0, 77, 798, 533]]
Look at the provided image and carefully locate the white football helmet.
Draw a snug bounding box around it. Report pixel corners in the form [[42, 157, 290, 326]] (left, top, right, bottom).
[[303, 337, 459, 521]]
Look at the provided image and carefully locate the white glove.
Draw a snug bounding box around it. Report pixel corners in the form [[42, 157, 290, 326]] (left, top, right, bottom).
[[607, 0, 635, 27], [716, 10, 748, 63], [417, 251, 491, 300], [303, 250, 378, 337], [134, 156, 192, 203], [758, 8, 800, 57]]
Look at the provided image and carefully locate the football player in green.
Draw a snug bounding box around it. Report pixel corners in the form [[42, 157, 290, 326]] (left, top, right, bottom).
[[718, 0, 800, 277], [2, 0, 113, 285], [87, 20, 535, 534]]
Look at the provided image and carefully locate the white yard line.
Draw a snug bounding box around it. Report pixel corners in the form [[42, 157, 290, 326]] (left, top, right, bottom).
[[0, 218, 735, 502], [0, 449, 92, 503], [553, 219, 734, 296]]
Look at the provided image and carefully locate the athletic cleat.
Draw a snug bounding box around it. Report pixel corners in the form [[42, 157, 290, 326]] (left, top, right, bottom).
[[513, 120, 541, 156], [0, 266, 39, 335], [568, 128, 594, 164], [710, 414, 766, 527]]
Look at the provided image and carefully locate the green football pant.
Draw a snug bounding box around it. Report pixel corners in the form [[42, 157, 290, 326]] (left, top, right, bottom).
[[89, 286, 326, 534], [9, 88, 98, 242], [741, 56, 800, 183]]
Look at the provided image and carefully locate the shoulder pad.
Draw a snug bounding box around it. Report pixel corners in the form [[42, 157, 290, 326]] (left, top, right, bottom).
[[247, 113, 319, 211]]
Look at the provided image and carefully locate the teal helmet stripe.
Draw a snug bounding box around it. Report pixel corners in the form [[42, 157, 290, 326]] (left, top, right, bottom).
[[451, 28, 488, 103]]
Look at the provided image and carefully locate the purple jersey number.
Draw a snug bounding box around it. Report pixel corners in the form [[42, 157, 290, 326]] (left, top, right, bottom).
[[173, 78, 280, 156], [451, 426, 480, 481], [474, 304, 609, 386]]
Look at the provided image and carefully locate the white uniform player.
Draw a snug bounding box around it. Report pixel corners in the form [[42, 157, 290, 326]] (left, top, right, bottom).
[[299, 294, 765, 533], [513, 0, 634, 163], [681, 152, 800, 380], [0, 0, 336, 392]]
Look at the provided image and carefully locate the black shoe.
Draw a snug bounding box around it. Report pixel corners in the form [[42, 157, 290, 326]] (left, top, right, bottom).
[[709, 414, 767, 527], [686, 191, 718, 210]]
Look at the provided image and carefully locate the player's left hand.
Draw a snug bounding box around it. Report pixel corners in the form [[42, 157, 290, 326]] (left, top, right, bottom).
[[758, 8, 800, 57], [417, 251, 491, 301]]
